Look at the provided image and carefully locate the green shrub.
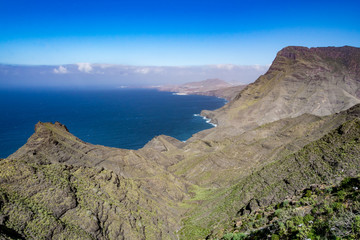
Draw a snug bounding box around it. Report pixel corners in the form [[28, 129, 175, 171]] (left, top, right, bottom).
[[223, 233, 234, 240], [324, 203, 334, 215], [353, 215, 360, 234], [311, 207, 318, 214], [223, 232, 246, 240], [303, 214, 314, 224], [332, 202, 344, 212], [337, 190, 347, 201], [234, 232, 247, 240], [278, 221, 287, 236], [271, 234, 280, 240], [292, 216, 303, 226], [274, 209, 283, 218], [286, 219, 295, 231], [304, 189, 312, 198], [283, 200, 290, 208]]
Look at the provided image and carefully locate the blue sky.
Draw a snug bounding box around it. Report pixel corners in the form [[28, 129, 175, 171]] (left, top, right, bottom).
[[0, 0, 359, 66]]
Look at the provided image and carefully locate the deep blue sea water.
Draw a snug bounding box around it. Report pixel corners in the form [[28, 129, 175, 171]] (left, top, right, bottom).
[[0, 89, 226, 158]]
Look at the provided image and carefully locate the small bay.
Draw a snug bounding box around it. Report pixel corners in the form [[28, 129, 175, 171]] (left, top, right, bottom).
[[0, 88, 225, 158]]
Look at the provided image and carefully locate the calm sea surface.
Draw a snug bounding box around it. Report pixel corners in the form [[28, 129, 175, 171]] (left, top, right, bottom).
[[0, 88, 225, 158]]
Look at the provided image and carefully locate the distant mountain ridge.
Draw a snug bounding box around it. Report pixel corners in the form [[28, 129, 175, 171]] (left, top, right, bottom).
[[153, 78, 246, 100], [154, 78, 232, 92]]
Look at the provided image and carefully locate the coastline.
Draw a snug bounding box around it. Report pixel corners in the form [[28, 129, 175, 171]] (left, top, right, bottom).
[[193, 114, 217, 127], [0, 88, 225, 157], [169, 90, 227, 128], [172, 92, 188, 95]]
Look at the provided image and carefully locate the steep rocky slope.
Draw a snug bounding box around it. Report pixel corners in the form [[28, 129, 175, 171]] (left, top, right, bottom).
[[201, 46, 360, 139], [1, 46, 360, 240]]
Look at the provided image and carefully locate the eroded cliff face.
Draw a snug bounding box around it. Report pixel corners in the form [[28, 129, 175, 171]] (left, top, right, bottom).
[[1, 46, 360, 240], [200, 46, 360, 139]]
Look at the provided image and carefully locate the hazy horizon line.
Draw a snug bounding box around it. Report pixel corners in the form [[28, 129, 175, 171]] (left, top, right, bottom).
[[0, 62, 271, 67]]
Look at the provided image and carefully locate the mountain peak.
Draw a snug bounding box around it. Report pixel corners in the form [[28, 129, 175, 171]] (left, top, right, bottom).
[[201, 46, 360, 138], [35, 121, 69, 133], [270, 45, 360, 74]]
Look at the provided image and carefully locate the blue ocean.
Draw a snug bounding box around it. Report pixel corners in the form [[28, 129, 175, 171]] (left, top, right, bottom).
[[0, 88, 225, 158]]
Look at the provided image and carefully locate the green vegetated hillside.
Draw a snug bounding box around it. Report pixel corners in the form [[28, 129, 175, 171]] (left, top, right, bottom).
[[181, 117, 360, 239], [2, 122, 188, 240], [219, 175, 360, 240], [1, 46, 360, 240]]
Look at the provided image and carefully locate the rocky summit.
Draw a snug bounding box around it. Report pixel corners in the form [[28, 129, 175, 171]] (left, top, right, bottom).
[[200, 46, 360, 139], [1, 46, 360, 240]]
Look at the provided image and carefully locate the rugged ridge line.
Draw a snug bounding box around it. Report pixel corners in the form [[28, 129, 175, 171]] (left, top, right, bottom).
[[200, 46, 360, 140]]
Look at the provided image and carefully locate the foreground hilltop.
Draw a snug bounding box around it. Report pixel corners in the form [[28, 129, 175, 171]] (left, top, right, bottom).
[[1, 46, 360, 240]]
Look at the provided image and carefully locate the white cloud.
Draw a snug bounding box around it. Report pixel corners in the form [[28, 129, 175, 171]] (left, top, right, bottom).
[[134, 67, 164, 74], [214, 64, 235, 70], [95, 64, 116, 69], [77, 63, 93, 73], [248, 64, 271, 71], [53, 66, 68, 74], [135, 68, 151, 74]]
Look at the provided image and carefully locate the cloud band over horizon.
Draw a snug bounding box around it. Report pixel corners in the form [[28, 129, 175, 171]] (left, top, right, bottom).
[[0, 63, 269, 88]]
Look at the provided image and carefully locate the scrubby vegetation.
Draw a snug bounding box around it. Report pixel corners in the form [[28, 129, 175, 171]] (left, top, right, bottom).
[[180, 118, 360, 239], [218, 177, 360, 240]]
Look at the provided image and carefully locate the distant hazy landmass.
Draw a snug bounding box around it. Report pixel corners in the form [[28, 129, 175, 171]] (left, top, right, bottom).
[[152, 78, 247, 100], [0, 63, 268, 88]]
